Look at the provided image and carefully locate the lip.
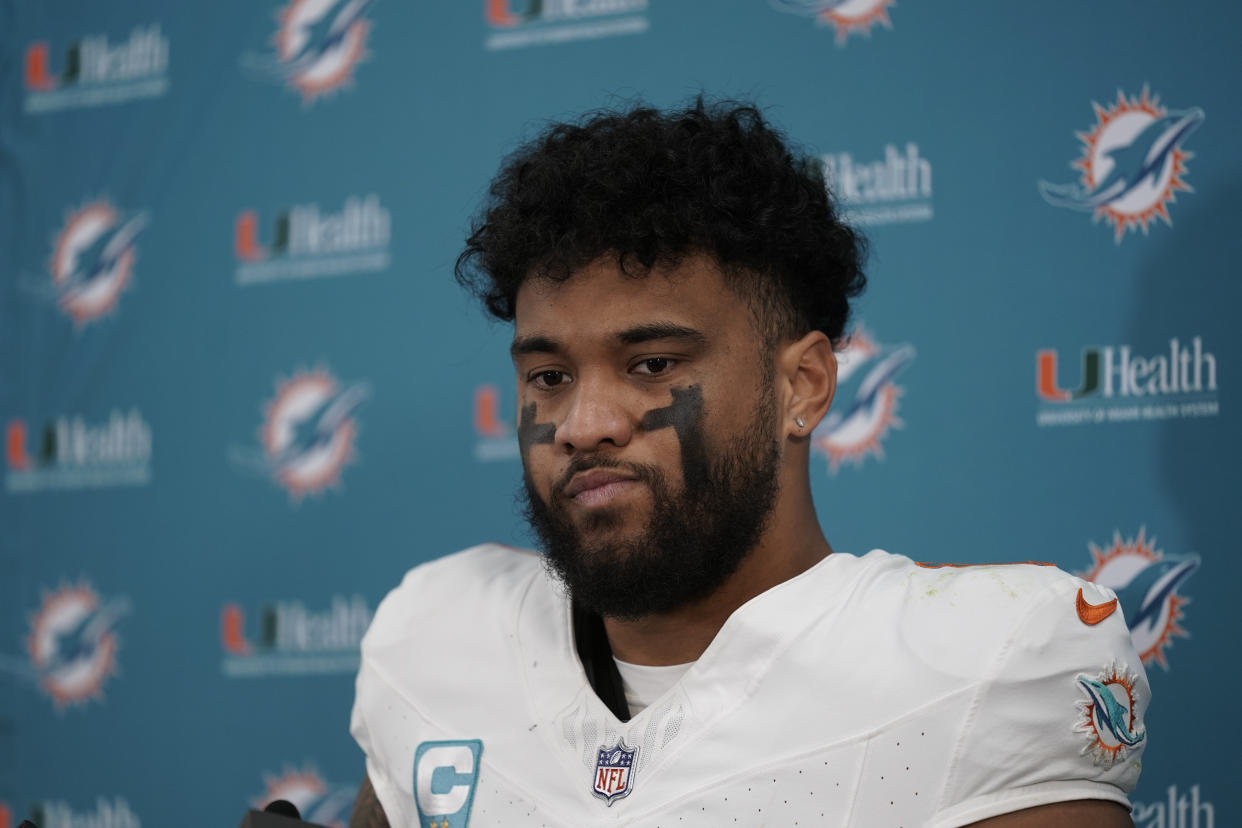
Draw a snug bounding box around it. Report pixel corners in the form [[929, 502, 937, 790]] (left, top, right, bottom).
[[562, 469, 640, 501]]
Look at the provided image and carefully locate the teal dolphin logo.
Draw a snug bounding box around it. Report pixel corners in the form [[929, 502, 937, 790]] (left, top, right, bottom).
[[229, 369, 370, 501], [813, 328, 914, 471], [1081, 528, 1197, 669], [1116, 554, 1199, 645], [9, 581, 132, 709], [241, 0, 374, 103], [770, 0, 849, 13], [1039, 88, 1203, 241], [1078, 677, 1145, 747], [769, 0, 895, 44], [1074, 664, 1145, 766], [49, 201, 148, 326], [1039, 108, 1203, 212]]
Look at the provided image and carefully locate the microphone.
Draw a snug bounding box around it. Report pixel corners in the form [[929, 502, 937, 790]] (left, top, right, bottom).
[[237, 799, 331, 827], [266, 801, 302, 818]]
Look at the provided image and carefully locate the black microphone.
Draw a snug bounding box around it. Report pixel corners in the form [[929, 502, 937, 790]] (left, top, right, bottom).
[[265, 800, 302, 818], [237, 799, 330, 828]]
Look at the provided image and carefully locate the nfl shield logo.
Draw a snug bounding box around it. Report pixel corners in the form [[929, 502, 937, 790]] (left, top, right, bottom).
[[591, 739, 638, 805]]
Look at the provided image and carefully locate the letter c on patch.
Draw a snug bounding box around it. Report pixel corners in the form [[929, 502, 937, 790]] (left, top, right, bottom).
[[414, 739, 483, 826]]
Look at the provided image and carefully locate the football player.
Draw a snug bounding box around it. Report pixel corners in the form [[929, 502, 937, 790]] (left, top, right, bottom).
[[349, 99, 1147, 827]]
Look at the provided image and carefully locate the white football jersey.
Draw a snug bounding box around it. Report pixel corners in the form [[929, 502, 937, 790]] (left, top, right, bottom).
[[351, 545, 1148, 827]]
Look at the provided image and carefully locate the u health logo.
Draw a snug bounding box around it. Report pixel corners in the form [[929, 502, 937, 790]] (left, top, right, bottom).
[[243, 0, 374, 103], [820, 141, 933, 226], [770, 0, 895, 44], [484, 0, 649, 51], [1039, 87, 1203, 242], [220, 594, 372, 678], [23, 23, 169, 113], [6, 797, 142, 828], [1035, 336, 1219, 427], [472, 383, 520, 462], [813, 326, 914, 472], [5, 409, 153, 493], [1131, 785, 1216, 828], [233, 194, 391, 285]]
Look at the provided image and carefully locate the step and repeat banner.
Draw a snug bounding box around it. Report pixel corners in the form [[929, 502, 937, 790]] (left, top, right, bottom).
[[1, 1, 1237, 826]]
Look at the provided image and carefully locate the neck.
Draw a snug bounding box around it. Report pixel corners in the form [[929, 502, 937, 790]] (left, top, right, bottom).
[[603, 481, 831, 665]]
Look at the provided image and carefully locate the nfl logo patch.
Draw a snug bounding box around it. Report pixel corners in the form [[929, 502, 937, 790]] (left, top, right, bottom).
[[592, 739, 638, 805]]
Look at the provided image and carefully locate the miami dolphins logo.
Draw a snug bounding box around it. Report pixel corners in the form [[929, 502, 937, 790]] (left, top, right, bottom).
[[49, 201, 147, 326], [247, 369, 369, 500], [1039, 87, 1203, 242], [25, 581, 130, 710], [813, 326, 914, 472], [1074, 662, 1145, 766], [1079, 527, 1199, 669], [255, 767, 355, 828], [243, 0, 372, 103], [770, 0, 895, 45]]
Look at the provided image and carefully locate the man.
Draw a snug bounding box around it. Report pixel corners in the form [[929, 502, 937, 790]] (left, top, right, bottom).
[[350, 100, 1148, 827]]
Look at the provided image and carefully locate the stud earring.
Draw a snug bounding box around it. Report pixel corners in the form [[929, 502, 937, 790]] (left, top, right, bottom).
[[794, 417, 805, 430]]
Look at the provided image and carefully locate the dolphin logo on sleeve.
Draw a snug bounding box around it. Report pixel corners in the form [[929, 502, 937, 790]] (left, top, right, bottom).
[[1077, 677, 1145, 748], [1074, 663, 1145, 766]]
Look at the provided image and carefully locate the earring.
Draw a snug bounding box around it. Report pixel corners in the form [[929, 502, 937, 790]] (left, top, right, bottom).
[[794, 417, 805, 430]]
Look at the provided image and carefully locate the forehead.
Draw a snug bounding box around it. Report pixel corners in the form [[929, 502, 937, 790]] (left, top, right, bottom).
[[513, 255, 754, 342]]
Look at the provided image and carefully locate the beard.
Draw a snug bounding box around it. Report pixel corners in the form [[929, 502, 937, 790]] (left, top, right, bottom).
[[521, 391, 782, 620]]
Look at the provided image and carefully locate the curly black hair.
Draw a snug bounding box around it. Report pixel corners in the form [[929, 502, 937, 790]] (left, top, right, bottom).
[[455, 98, 866, 346]]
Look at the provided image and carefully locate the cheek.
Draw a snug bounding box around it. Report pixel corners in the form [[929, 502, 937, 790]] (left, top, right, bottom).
[[522, 455, 557, 502]]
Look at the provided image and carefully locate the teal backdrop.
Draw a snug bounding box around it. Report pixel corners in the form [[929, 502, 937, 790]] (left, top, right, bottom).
[[1, 1, 1237, 826]]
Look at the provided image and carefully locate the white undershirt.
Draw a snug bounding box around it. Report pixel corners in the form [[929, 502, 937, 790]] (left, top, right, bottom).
[[613, 658, 694, 716]]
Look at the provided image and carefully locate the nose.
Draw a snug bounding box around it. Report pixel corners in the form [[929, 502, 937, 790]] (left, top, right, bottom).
[[555, 377, 634, 453]]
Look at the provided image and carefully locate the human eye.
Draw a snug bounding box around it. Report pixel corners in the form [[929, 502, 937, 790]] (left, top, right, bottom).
[[631, 357, 678, 376], [529, 369, 571, 389]]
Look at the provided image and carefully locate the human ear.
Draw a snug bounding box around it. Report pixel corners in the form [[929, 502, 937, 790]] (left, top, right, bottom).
[[778, 330, 836, 439]]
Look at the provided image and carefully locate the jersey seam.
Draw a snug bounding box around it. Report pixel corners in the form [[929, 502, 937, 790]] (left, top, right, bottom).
[[842, 732, 870, 827], [614, 683, 976, 824], [355, 677, 405, 826], [638, 558, 875, 780], [932, 577, 1064, 815]]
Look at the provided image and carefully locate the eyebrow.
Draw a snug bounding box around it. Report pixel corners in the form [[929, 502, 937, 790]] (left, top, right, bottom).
[[510, 335, 561, 359], [510, 322, 707, 359], [615, 322, 707, 347]]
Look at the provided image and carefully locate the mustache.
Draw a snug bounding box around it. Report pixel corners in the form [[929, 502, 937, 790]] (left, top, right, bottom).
[[551, 455, 665, 499]]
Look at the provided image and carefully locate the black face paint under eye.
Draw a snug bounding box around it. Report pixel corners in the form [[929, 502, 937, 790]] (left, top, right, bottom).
[[518, 402, 556, 461], [638, 385, 709, 491]]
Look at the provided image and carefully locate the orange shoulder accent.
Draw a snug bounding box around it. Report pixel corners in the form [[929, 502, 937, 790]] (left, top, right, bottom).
[[914, 560, 1056, 569], [1076, 587, 1119, 626]]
